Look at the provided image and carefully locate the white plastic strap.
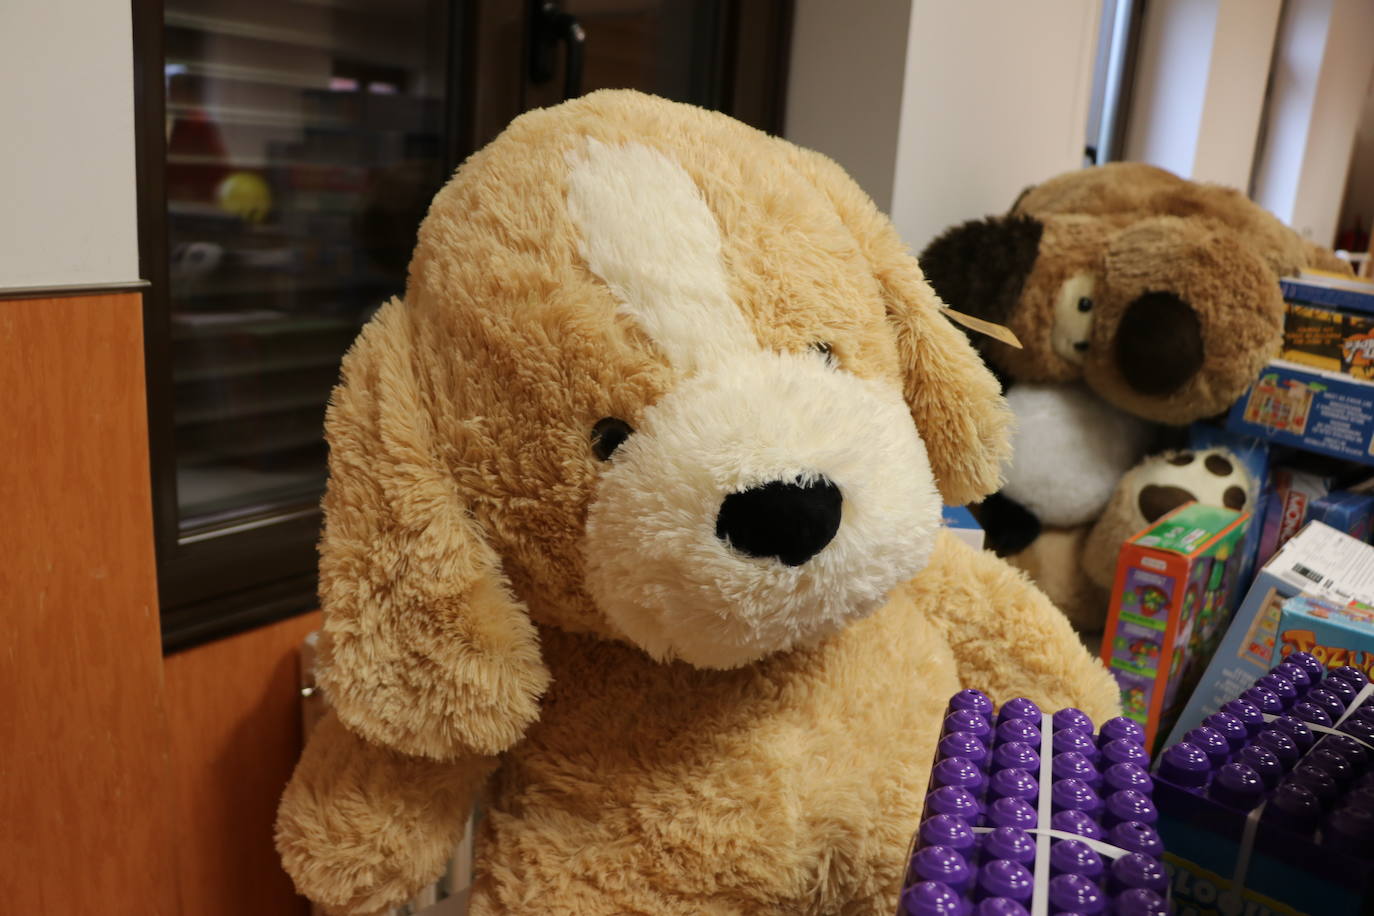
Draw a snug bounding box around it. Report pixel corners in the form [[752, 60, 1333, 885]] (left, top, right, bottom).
[[1231, 681, 1374, 888], [1031, 713, 1055, 916]]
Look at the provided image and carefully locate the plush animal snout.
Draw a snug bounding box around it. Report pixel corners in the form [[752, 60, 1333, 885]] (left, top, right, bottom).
[[716, 477, 843, 567], [1114, 291, 1203, 397]]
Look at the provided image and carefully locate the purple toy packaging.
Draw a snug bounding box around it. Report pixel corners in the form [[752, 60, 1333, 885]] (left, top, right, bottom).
[[1153, 654, 1374, 914], [899, 690, 1169, 915], [1100, 503, 1251, 748]]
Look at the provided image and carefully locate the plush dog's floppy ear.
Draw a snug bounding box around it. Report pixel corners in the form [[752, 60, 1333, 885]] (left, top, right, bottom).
[[315, 297, 550, 761], [918, 215, 1043, 327], [788, 147, 1013, 506]]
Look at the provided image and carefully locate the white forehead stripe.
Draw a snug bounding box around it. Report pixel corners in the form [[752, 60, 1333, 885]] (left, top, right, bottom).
[[566, 138, 756, 373]]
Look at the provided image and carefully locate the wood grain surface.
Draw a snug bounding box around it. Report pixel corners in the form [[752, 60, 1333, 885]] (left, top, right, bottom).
[[0, 293, 180, 914]]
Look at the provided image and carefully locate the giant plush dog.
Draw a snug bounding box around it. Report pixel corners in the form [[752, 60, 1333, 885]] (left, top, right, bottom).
[[275, 90, 1120, 915]]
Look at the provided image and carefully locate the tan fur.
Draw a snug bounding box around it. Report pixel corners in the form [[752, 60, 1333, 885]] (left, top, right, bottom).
[[277, 91, 1118, 914], [1005, 525, 1110, 633], [981, 162, 1345, 424]]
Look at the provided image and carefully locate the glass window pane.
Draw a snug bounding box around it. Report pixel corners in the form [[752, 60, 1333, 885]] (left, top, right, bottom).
[[163, 0, 449, 532]]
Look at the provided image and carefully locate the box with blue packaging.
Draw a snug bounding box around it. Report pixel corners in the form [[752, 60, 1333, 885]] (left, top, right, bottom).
[[1226, 359, 1374, 467]]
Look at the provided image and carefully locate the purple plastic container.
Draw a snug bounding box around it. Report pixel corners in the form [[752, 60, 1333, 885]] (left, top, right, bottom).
[[1202, 711, 1248, 752], [1049, 808, 1105, 841], [1273, 661, 1313, 692], [944, 710, 993, 747], [1284, 650, 1326, 682], [995, 718, 1041, 748], [986, 797, 1038, 831], [1221, 698, 1267, 736], [991, 742, 1039, 774], [1112, 888, 1169, 916], [1107, 821, 1164, 858], [1306, 686, 1348, 721], [1103, 789, 1158, 827], [972, 899, 1027, 916], [1236, 744, 1284, 790], [982, 827, 1036, 866], [1048, 838, 1104, 879], [996, 697, 1042, 725], [1270, 715, 1316, 753], [1209, 762, 1265, 810], [1255, 673, 1299, 709], [1052, 728, 1100, 762], [1097, 716, 1145, 748], [901, 880, 970, 916], [1159, 742, 1211, 788], [976, 860, 1033, 905], [925, 786, 983, 821], [1051, 779, 1104, 818], [1103, 762, 1153, 796], [1330, 665, 1370, 690], [919, 814, 977, 854], [1108, 852, 1168, 894], [949, 689, 994, 720], [1182, 727, 1229, 768], [1047, 873, 1106, 914], [910, 845, 973, 892], [988, 768, 1039, 804], [1052, 708, 1094, 735], [1053, 752, 1102, 791]]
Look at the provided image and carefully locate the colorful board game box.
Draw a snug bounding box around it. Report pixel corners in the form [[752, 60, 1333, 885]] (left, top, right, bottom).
[[1226, 359, 1374, 466], [1100, 503, 1250, 748], [1278, 274, 1374, 381], [1166, 520, 1374, 747], [1152, 655, 1374, 915], [1275, 594, 1374, 681], [1188, 424, 1272, 594]]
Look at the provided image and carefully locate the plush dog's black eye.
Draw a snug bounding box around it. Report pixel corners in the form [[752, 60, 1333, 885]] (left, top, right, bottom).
[[1077, 297, 1093, 313], [810, 342, 837, 366], [591, 417, 634, 461]]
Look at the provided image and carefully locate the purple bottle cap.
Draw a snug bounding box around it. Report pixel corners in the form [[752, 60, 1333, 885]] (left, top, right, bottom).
[[987, 797, 1039, 830], [1182, 727, 1229, 767], [920, 814, 977, 853], [988, 768, 1039, 803], [1053, 708, 1094, 734], [1104, 762, 1153, 795], [973, 900, 1028, 916], [1270, 715, 1315, 753], [982, 826, 1036, 865], [925, 786, 983, 820], [1339, 716, 1374, 743], [1101, 737, 1150, 769], [949, 688, 995, 720], [977, 859, 1034, 903], [945, 710, 993, 746], [1098, 716, 1145, 748], [1287, 763, 1339, 806], [992, 741, 1040, 773], [1159, 742, 1212, 787], [995, 718, 1041, 747], [1325, 804, 1374, 845], [1112, 888, 1169, 916], [1284, 651, 1326, 680], [1050, 808, 1105, 840], [1330, 665, 1370, 689], [1222, 698, 1267, 735], [1104, 789, 1158, 827], [997, 697, 1043, 725], [1209, 762, 1265, 810], [1305, 687, 1347, 720], [1047, 873, 1107, 914], [1053, 751, 1101, 789], [1053, 728, 1100, 762], [1255, 673, 1299, 709], [1263, 782, 1321, 833], [1308, 747, 1356, 786], [1202, 711, 1249, 751], [1322, 675, 1359, 707], [1292, 701, 1334, 728], [1051, 778, 1103, 817], [1109, 852, 1168, 893], [1049, 838, 1104, 878], [1273, 661, 1313, 693], [901, 880, 969, 916], [1107, 820, 1164, 857], [1237, 744, 1283, 789], [940, 732, 991, 770], [1242, 685, 1284, 715], [910, 845, 972, 891], [933, 757, 988, 793], [1319, 734, 1371, 769], [1255, 729, 1301, 770]]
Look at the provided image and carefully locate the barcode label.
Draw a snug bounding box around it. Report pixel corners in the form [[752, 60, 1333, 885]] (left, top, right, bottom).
[[1292, 563, 1324, 584]]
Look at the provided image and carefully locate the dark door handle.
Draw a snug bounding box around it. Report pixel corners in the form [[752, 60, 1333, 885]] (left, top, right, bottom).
[[530, 1, 585, 100]]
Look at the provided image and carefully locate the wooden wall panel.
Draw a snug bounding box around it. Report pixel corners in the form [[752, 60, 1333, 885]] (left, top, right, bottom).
[[0, 293, 180, 915], [163, 610, 322, 916]]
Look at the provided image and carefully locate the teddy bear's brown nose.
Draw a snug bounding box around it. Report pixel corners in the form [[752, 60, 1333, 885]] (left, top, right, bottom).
[[1114, 291, 1204, 397], [715, 478, 842, 567]]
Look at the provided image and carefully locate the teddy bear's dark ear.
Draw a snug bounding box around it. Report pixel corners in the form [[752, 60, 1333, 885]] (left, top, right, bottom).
[[787, 147, 1013, 505], [315, 298, 550, 761], [918, 215, 1044, 328]]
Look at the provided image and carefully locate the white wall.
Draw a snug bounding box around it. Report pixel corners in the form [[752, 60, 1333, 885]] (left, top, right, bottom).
[[889, 1, 1100, 253], [786, 1, 1099, 255], [1253, 0, 1374, 245], [1123, 0, 1282, 190], [785, 0, 911, 212], [0, 0, 140, 290], [1337, 78, 1374, 248]]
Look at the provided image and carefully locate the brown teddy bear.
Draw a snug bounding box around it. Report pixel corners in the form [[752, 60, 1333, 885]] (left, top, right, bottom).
[[919, 163, 1344, 630], [274, 90, 1120, 915]]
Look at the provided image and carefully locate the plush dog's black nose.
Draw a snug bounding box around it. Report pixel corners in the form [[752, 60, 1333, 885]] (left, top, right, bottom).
[[1115, 291, 1203, 397], [715, 478, 842, 567]]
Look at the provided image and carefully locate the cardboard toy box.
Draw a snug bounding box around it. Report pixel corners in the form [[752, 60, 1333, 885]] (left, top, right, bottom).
[[1100, 502, 1250, 748], [1226, 359, 1374, 466], [1278, 274, 1374, 380], [940, 504, 984, 551], [1165, 519, 1374, 745], [1274, 593, 1374, 680]]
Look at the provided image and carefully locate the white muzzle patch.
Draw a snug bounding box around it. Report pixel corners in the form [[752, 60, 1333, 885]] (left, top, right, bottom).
[[568, 138, 941, 668]]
